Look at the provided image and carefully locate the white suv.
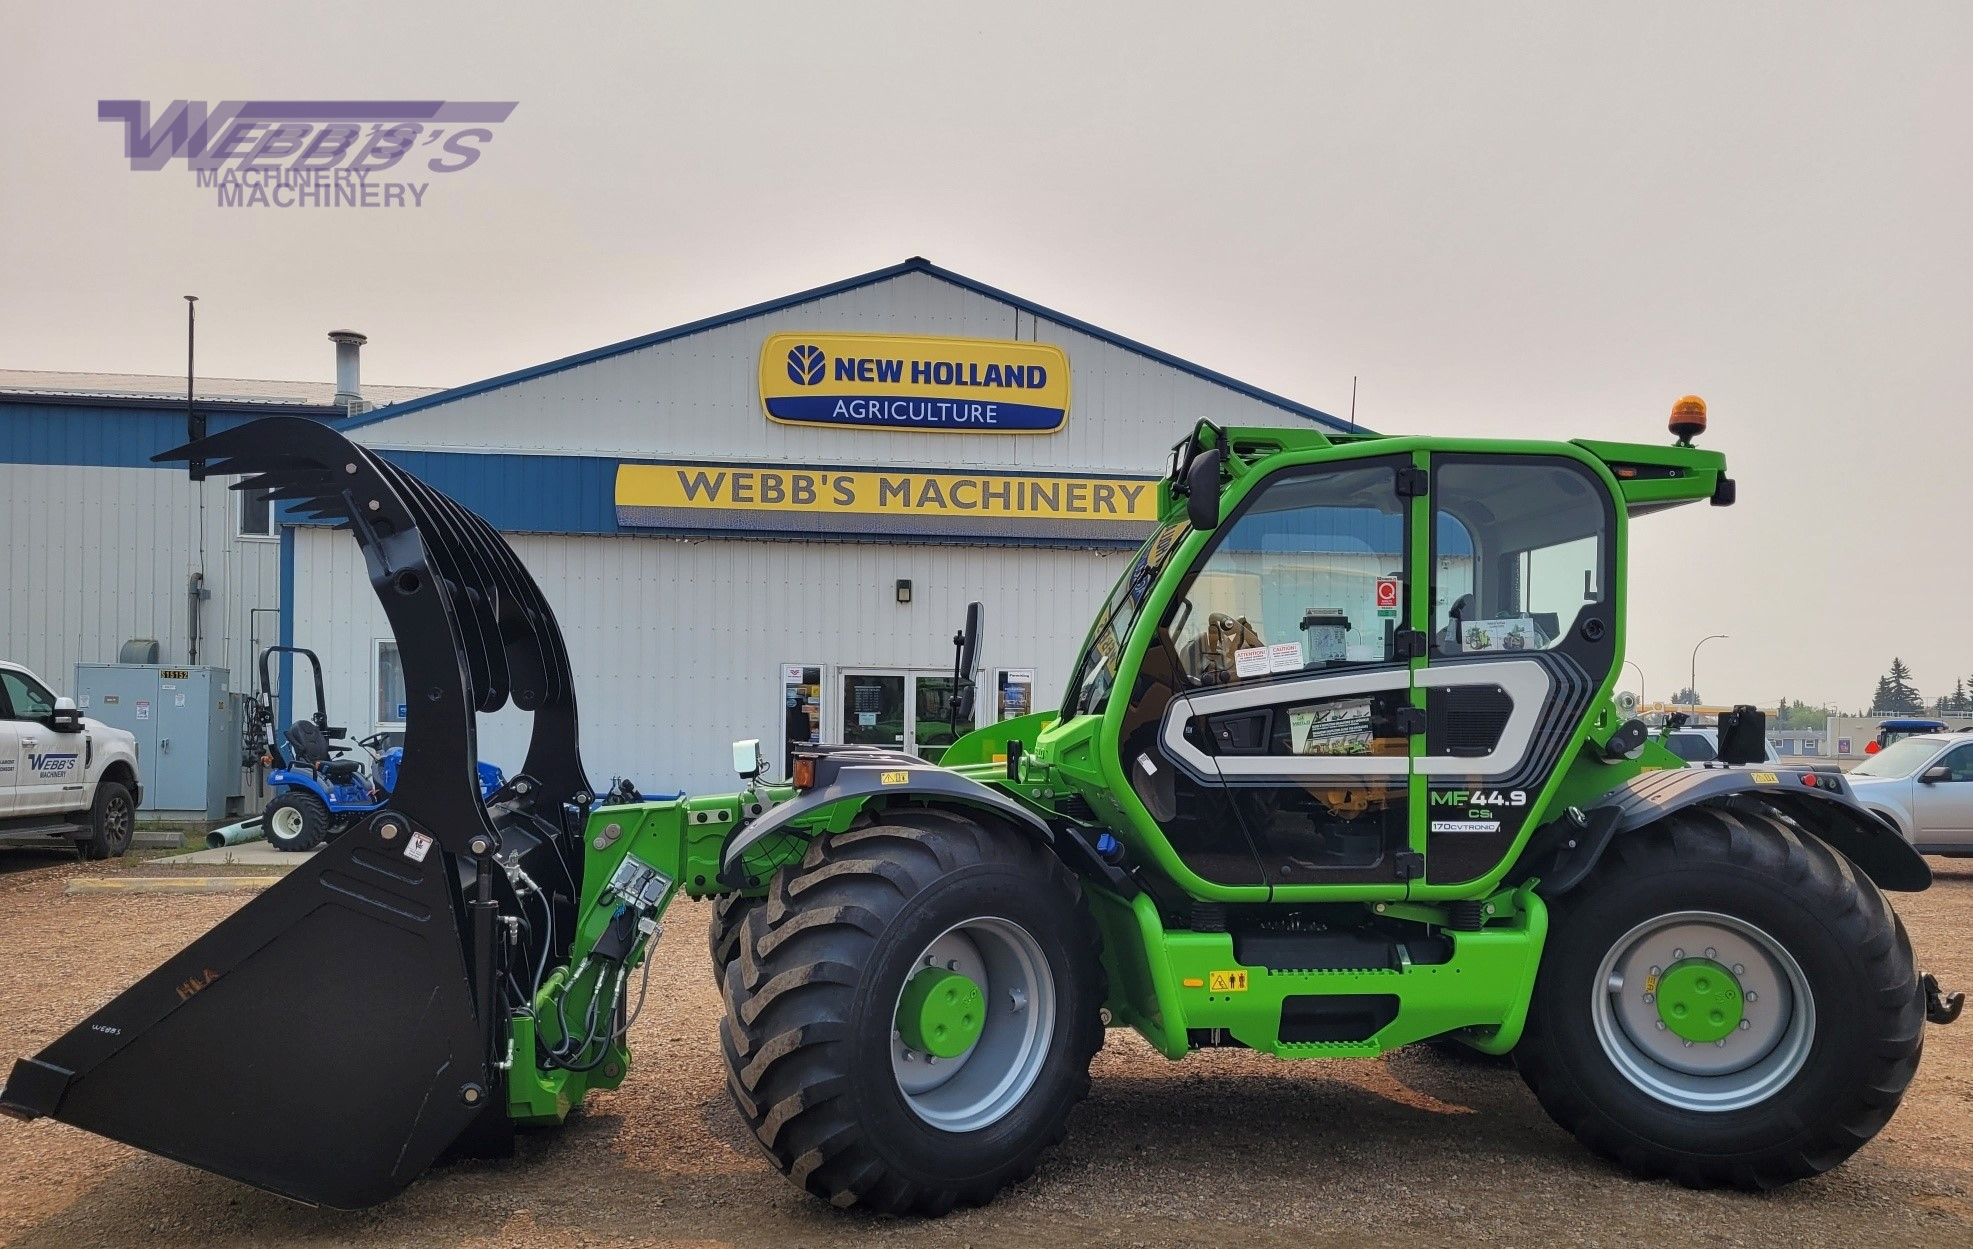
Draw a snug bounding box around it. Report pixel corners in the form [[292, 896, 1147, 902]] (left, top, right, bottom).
[[1846, 732, 1973, 856], [0, 662, 143, 859]]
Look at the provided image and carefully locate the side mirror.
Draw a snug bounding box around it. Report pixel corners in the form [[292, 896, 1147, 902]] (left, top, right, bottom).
[[1921, 765, 1950, 784], [732, 738, 764, 781], [48, 697, 84, 734], [1715, 704, 1768, 767], [954, 602, 983, 684], [1186, 447, 1222, 531]]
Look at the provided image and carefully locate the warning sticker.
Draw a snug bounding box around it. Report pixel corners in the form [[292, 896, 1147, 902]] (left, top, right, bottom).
[[1267, 642, 1304, 674], [1207, 970, 1249, 992], [403, 831, 435, 863], [1233, 646, 1271, 679], [135, 700, 151, 720], [1375, 578, 1401, 618], [1751, 772, 1779, 785], [880, 770, 911, 785]]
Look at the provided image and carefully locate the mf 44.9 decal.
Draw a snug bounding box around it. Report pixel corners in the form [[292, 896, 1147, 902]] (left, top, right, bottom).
[[28, 752, 80, 777], [1428, 789, 1527, 809]]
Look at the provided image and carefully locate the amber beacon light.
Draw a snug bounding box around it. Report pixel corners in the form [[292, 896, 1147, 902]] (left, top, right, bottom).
[[1669, 394, 1708, 446]]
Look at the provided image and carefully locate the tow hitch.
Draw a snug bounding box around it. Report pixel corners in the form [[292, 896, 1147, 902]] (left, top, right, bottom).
[[1923, 973, 1965, 1025]]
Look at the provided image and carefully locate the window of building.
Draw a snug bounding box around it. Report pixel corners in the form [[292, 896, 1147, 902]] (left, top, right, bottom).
[[238, 481, 275, 537], [376, 641, 407, 726]]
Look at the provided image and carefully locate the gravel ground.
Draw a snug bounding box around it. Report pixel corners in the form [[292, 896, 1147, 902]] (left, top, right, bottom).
[[0, 847, 1968, 1249]]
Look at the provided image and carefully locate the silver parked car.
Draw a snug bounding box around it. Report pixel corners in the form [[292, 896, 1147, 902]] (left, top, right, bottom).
[[1845, 732, 1973, 856]]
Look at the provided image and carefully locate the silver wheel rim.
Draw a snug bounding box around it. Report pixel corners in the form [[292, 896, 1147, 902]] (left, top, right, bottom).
[[105, 798, 130, 846], [890, 917, 1055, 1132], [269, 805, 306, 842], [1591, 910, 1816, 1112]]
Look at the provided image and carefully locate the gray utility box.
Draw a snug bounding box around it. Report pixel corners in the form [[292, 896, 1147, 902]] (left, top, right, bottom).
[[74, 664, 244, 822]]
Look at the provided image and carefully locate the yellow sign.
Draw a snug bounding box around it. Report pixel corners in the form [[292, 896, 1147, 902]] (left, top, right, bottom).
[[1207, 970, 1248, 993], [880, 771, 911, 785], [760, 332, 1071, 433], [1751, 772, 1779, 785], [615, 461, 1158, 542]]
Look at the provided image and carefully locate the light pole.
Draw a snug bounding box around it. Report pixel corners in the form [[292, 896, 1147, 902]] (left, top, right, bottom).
[[1690, 634, 1728, 710], [1623, 659, 1645, 704]]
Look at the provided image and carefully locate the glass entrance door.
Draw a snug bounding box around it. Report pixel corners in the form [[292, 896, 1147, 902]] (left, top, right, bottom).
[[842, 673, 907, 749], [839, 671, 978, 758]]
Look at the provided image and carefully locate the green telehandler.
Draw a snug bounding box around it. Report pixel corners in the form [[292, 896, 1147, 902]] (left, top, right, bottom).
[[3, 403, 1962, 1214]]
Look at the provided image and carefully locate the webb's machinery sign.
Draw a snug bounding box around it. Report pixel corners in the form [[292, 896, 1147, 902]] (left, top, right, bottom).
[[757, 332, 1071, 432], [613, 460, 1154, 543]]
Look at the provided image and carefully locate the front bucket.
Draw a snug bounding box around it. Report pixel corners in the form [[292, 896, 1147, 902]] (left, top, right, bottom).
[[2, 817, 493, 1208]]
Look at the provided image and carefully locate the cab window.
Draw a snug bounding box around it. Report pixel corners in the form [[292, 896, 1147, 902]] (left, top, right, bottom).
[[1937, 743, 1973, 781], [1432, 458, 1611, 655], [1168, 462, 1405, 685], [1, 670, 56, 720]]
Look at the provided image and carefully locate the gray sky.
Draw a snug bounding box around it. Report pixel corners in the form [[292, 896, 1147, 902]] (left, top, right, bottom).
[[5, 2, 1969, 712]]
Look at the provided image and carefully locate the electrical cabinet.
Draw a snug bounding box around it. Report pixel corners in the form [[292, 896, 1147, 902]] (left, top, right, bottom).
[[74, 664, 244, 821]]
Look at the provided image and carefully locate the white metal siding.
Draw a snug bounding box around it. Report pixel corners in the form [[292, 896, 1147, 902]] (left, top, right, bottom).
[[0, 464, 279, 694], [351, 271, 1320, 472], [292, 526, 1122, 793]]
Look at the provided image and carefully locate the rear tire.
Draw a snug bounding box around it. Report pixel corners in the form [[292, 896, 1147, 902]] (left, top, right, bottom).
[[75, 782, 135, 861], [1516, 803, 1923, 1188], [720, 808, 1104, 1214], [262, 791, 330, 852]]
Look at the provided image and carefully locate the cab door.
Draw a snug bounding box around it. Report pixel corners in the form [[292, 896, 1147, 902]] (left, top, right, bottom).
[[1120, 456, 1421, 889], [2, 669, 77, 817], [1415, 454, 1619, 885]]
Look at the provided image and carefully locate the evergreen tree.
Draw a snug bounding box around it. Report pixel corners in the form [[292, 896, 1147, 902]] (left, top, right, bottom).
[[1874, 659, 1923, 716]]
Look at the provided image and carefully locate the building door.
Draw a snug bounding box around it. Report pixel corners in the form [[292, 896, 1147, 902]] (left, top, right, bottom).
[[839, 670, 977, 758]]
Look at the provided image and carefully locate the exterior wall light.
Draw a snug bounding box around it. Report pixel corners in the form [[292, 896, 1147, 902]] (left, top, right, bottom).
[[895, 579, 913, 604]]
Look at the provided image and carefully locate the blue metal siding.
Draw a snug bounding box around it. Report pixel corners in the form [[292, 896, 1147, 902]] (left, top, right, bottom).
[[0, 400, 338, 469]]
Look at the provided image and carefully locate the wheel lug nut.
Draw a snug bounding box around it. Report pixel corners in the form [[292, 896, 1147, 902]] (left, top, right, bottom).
[[1655, 1021, 1667, 1031], [1733, 964, 1745, 975], [1643, 993, 1655, 1004], [1672, 949, 1685, 960], [1739, 1020, 1751, 1030], [1745, 991, 1758, 1002], [1704, 947, 1716, 959]]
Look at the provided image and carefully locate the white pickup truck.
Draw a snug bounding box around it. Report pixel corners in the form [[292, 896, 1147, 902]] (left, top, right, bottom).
[[0, 662, 142, 859]]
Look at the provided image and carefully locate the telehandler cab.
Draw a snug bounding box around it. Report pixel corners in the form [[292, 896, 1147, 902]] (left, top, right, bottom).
[[3, 404, 1960, 1214]]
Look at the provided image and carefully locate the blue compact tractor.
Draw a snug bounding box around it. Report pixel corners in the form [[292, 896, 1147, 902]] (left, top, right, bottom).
[[249, 646, 503, 851]]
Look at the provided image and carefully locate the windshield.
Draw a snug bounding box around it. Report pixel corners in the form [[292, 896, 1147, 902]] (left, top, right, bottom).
[[1064, 520, 1190, 718], [1851, 737, 1942, 778]]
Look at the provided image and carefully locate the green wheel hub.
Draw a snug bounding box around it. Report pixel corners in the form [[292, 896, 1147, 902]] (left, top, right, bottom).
[[896, 967, 986, 1059], [1655, 957, 1744, 1043]]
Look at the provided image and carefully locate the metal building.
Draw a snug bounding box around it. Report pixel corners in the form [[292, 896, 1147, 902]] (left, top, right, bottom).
[[292, 259, 1345, 792], [4, 259, 1344, 804]]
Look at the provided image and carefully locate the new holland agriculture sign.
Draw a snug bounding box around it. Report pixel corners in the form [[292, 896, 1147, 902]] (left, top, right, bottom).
[[758, 332, 1071, 433], [614, 461, 1155, 544]]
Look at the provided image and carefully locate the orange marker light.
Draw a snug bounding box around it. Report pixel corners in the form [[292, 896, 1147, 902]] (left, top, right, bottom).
[[1669, 395, 1708, 445], [792, 756, 816, 789]]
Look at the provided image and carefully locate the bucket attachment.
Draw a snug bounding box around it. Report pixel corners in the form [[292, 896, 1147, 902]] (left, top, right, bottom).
[[1, 418, 594, 1208]]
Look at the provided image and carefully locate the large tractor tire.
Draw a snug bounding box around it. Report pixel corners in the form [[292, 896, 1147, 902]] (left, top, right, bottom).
[[708, 891, 761, 983], [261, 791, 331, 852], [1516, 802, 1923, 1188], [720, 807, 1105, 1215]]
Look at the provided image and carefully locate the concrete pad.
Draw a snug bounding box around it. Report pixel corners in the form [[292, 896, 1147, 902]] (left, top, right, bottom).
[[153, 843, 317, 868], [67, 876, 283, 895]]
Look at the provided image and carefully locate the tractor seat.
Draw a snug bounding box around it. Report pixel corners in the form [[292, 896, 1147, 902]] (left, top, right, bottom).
[[321, 759, 364, 783], [285, 720, 331, 766]]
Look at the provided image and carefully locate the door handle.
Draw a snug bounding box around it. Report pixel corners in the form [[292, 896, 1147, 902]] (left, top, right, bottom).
[[160, 738, 171, 752]]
